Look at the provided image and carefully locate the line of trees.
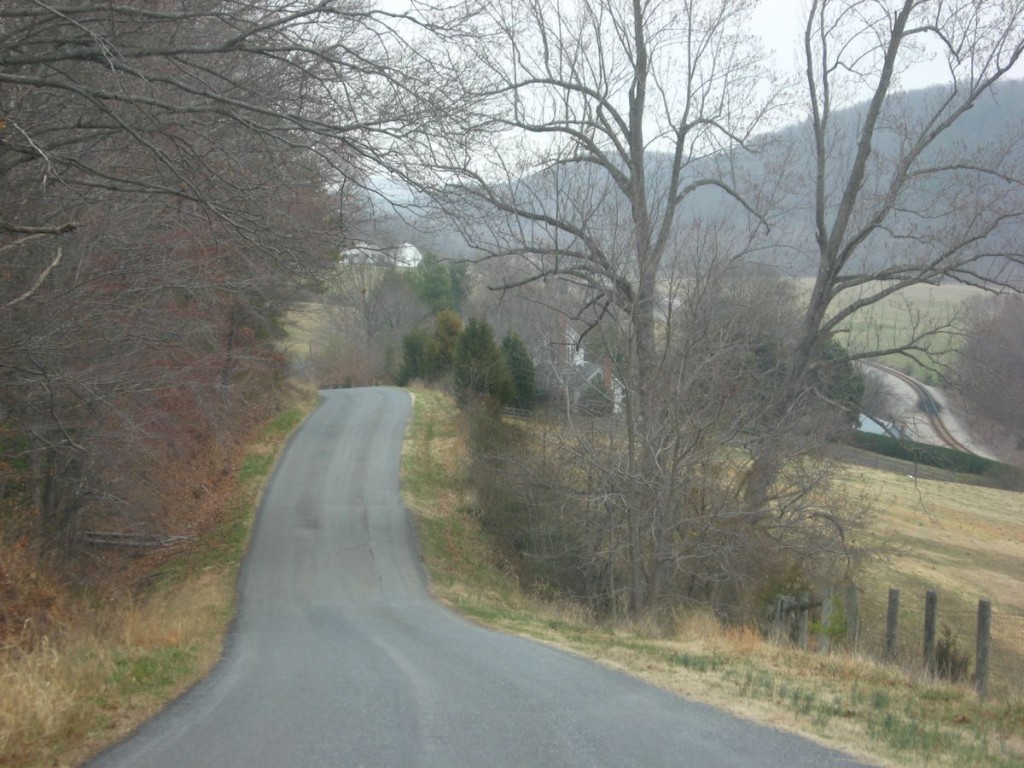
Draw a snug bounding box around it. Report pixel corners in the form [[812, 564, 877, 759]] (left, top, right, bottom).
[[397, 311, 536, 409], [313, 250, 470, 386], [0, 1, 453, 552]]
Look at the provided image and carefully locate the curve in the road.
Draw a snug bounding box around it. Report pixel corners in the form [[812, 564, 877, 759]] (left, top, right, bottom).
[[88, 387, 871, 768], [863, 361, 973, 453]]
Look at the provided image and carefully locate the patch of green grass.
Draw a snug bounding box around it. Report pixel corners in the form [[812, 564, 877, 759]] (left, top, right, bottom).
[[861, 705, 1015, 766], [111, 645, 198, 697], [457, 600, 521, 624], [804, 279, 984, 381], [918, 686, 962, 702], [871, 688, 892, 711], [239, 453, 275, 482], [733, 663, 776, 699], [416, 515, 505, 590], [670, 651, 726, 673], [267, 406, 307, 437]]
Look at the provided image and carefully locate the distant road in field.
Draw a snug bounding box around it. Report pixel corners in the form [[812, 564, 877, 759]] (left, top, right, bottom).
[[89, 388, 868, 768], [863, 362, 998, 459]]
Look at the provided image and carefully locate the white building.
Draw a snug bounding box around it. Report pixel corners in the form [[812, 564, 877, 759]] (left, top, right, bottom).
[[340, 241, 423, 269]]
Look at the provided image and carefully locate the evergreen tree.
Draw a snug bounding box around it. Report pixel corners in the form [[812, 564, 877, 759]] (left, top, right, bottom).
[[815, 338, 864, 427], [501, 331, 536, 409], [454, 319, 513, 404], [405, 253, 468, 314], [426, 309, 463, 380], [396, 328, 431, 385]]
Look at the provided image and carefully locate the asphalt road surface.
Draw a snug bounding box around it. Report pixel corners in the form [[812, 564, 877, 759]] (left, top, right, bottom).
[[90, 388, 869, 768]]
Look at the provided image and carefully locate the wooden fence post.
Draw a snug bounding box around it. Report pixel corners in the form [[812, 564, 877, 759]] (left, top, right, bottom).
[[976, 599, 992, 698], [924, 590, 938, 675], [845, 584, 859, 651], [773, 595, 788, 643], [885, 588, 900, 662], [819, 585, 834, 653], [797, 592, 810, 650]]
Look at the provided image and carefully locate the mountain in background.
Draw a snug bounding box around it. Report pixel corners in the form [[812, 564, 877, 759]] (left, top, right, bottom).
[[358, 81, 1024, 280]]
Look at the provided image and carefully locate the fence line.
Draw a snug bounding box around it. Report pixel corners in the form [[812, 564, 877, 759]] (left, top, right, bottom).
[[770, 585, 1024, 699]]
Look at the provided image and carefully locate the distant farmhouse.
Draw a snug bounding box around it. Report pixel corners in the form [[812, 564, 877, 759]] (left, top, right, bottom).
[[556, 322, 624, 415], [340, 241, 423, 269]]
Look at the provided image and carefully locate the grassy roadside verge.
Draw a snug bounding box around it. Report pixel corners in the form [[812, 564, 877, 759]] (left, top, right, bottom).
[[402, 388, 1024, 768], [0, 393, 317, 768]]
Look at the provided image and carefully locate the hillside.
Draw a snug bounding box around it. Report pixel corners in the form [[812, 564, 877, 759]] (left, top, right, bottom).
[[404, 388, 1024, 768], [365, 81, 1024, 287]]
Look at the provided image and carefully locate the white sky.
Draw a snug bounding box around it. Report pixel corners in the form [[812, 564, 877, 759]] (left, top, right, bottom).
[[749, 0, 1024, 93], [385, 0, 1020, 93]]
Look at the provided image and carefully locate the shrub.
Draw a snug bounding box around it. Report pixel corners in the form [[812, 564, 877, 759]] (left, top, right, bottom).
[[426, 309, 463, 380], [934, 625, 971, 683], [849, 432, 1019, 478], [396, 328, 431, 386], [501, 331, 536, 409]]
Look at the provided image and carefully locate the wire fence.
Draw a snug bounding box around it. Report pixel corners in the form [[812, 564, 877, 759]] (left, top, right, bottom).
[[772, 586, 1024, 699]]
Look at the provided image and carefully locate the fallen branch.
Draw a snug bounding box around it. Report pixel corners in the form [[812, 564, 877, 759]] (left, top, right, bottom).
[[78, 531, 195, 549]]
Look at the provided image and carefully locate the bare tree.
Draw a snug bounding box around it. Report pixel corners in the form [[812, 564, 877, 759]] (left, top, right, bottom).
[[421, 0, 868, 616], [742, 0, 1024, 505], [0, 0, 463, 551], [0, 0, 456, 248], [415, 0, 785, 612], [470, 261, 869, 617], [419, 0, 1024, 617], [425, 0, 776, 373], [315, 264, 430, 385]]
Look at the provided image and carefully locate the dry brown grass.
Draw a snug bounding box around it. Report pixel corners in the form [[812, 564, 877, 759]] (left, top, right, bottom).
[[841, 466, 1024, 613], [279, 301, 329, 364], [0, 395, 316, 768], [1, 570, 230, 767]]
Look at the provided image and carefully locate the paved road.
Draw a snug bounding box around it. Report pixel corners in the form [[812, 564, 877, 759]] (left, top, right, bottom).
[[90, 388, 868, 768], [861, 362, 997, 459]]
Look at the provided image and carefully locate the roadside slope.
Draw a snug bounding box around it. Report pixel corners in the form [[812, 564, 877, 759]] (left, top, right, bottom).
[[403, 389, 1024, 768]]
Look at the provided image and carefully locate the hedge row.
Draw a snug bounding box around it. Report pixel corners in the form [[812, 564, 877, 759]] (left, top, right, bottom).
[[849, 431, 1003, 476]]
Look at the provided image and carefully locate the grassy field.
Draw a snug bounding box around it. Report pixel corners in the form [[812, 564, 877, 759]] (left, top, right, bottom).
[[842, 463, 1024, 698], [279, 301, 328, 366], [403, 388, 1024, 768], [801, 279, 987, 383]]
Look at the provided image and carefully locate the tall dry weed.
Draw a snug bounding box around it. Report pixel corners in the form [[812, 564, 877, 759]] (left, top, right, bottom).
[[672, 608, 726, 643], [0, 633, 110, 766], [117, 570, 229, 651], [0, 569, 231, 766], [722, 625, 766, 655]]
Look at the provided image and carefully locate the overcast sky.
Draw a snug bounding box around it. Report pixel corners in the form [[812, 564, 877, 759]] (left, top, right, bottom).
[[749, 0, 1024, 93]]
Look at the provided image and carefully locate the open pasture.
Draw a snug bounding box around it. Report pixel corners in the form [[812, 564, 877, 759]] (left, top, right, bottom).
[[839, 463, 1024, 696], [798, 279, 987, 382]]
